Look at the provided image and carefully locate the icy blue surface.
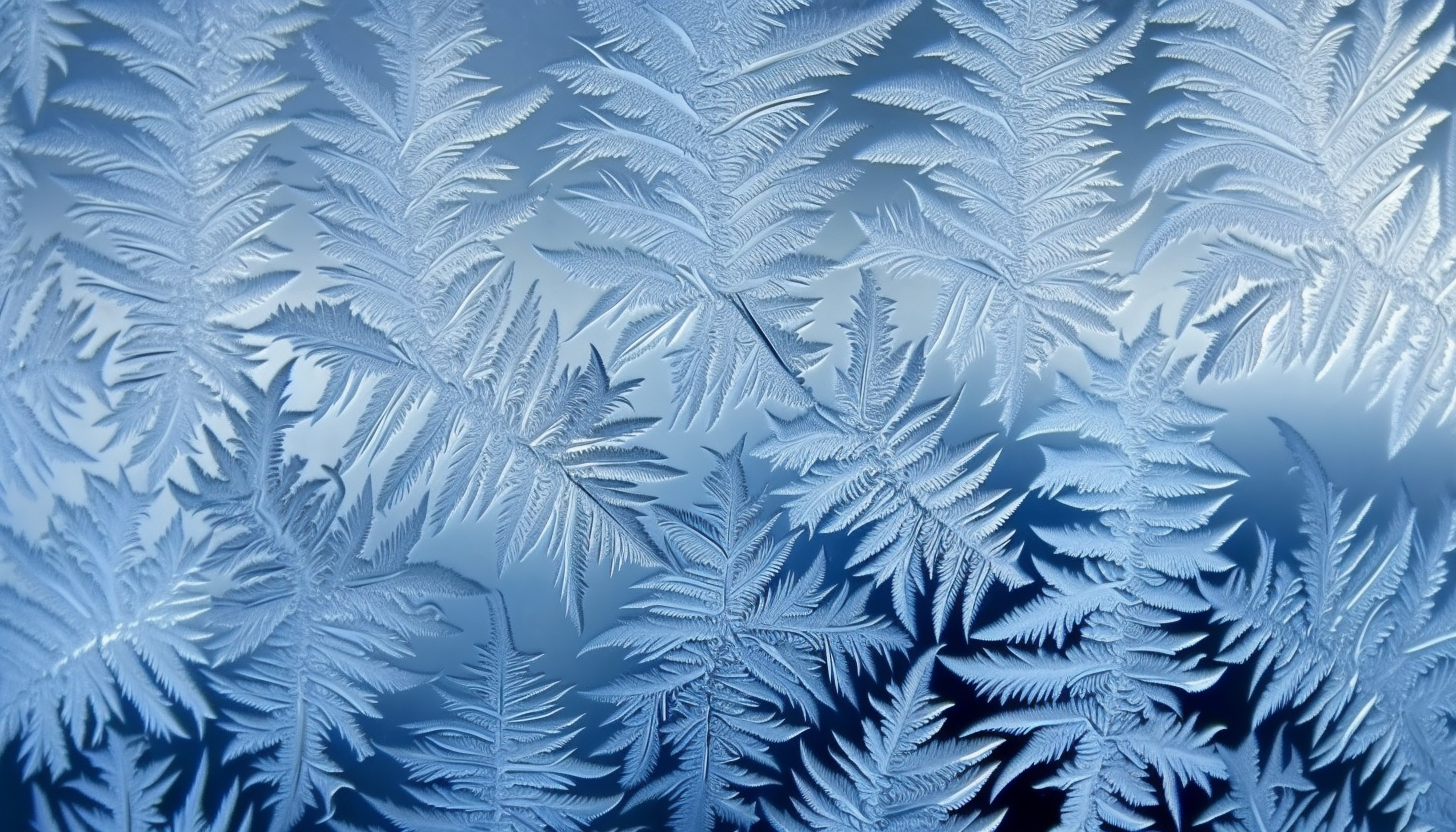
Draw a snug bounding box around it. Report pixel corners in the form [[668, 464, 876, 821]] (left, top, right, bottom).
[[2, 0, 1455, 830]]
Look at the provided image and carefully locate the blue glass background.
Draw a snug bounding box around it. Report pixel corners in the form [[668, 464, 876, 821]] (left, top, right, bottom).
[[3, 0, 1456, 830]]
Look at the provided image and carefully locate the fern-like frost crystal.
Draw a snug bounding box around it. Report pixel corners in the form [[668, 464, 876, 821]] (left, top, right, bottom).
[[176, 370, 481, 832], [946, 323, 1240, 832], [1204, 422, 1456, 831], [543, 0, 915, 426], [0, 0, 83, 120], [588, 443, 907, 832], [766, 649, 1005, 832], [757, 278, 1027, 637], [267, 0, 678, 628], [854, 0, 1143, 426], [1143, 0, 1456, 453], [0, 479, 212, 781], [375, 590, 616, 832], [32, 0, 317, 486]]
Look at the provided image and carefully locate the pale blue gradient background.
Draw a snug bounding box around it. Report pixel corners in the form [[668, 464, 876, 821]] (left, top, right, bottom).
[[5, 0, 1456, 828]]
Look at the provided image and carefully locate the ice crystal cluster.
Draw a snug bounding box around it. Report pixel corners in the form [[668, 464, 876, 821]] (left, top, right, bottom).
[[1, 0, 1455, 830]]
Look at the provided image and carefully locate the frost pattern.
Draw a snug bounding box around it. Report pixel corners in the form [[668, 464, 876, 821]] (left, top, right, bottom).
[[1142, 0, 1456, 453], [30, 736, 252, 832], [0, 0, 83, 120], [543, 0, 915, 426], [265, 0, 678, 627], [31, 0, 317, 487], [945, 324, 1237, 832], [376, 590, 616, 832], [2, 0, 1456, 831], [178, 372, 482, 832], [587, 444, 906, 832], [756, 278, 1026, 637], [0, 83, 98, 513], [853, 0, 1142, 427], [1205, 422, 1456, 831], [765, 649, 1004, 832], [0, 479, 212, 779]]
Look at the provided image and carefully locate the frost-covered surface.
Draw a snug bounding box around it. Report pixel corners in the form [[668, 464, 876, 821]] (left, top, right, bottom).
[[2, 0, 1455, 831]]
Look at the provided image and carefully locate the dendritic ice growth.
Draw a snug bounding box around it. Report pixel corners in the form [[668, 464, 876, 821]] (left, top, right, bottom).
[[1, 0, 1455, 831]]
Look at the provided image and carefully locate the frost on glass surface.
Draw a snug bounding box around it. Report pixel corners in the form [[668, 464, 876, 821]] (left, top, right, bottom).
[[1141, 0, 1456, 453], [1, 0, 1455, 831], [852, 0, 1143, 428], [541, 0, 915, 427]]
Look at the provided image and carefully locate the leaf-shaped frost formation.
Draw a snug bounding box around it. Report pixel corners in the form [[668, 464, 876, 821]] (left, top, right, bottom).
[[265, 0, 678, 629], [853, 0, 1144, 427], [173, 367, 482, 832], [0, 479, 213, 780], [944, 322, 1240, 832], [541, 0, 916, 427], [1142, 0, 1456, 453], [765, 649, 1005, 832], [30, 738, 255, 832], [33, 734, 176, 832], [0, 0, 84, 120], [162, 759, 255, 832], [0, 106, 102, 510], [1203, 421, 1456, 831], [757, 277, 1028, 637], [587, 441, 908, 832], [375, 588, 616, 832], [28, 0, 317, 486], [1195, 733, 1320, 832]]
